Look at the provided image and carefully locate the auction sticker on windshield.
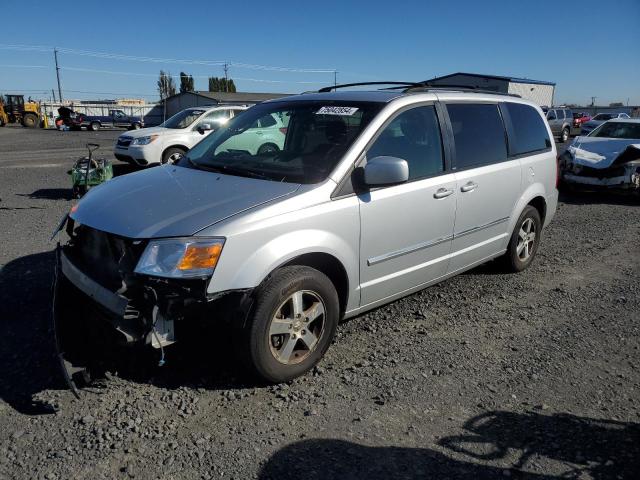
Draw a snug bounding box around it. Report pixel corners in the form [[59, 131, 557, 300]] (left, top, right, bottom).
[[316, 106, 359, 116]]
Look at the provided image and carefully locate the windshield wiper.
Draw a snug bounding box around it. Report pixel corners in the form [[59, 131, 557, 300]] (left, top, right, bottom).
[[188, 160, 269, 180]]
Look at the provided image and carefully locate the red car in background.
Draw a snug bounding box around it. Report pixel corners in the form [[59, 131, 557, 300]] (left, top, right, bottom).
[[572, 112, 591, 128]]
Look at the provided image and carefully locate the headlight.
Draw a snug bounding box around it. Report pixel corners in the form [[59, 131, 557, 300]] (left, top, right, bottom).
[[135, 238, 225, 278], [131, 135, 158, 146]]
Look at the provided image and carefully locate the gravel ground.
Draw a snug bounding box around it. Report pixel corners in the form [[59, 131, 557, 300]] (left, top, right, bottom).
[[0, 126, 638, 480]]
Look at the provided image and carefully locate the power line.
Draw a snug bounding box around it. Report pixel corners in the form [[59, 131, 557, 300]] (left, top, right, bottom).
[[58, 66, 324, 84], [0, 43, 336, 73]]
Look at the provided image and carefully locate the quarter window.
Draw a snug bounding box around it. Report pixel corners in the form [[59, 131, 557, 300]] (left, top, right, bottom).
[[504, 102, 552, 155], [447, 103, 508, 169], [367, 106, 444, 180]]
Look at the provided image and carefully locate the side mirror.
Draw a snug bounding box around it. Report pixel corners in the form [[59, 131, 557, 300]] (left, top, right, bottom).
[[363, 156, 409, 186], [197, 123, 213, 135]]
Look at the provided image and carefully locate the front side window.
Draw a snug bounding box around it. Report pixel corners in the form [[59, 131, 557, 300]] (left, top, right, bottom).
[[504, 102, 551, 155], [185, 101, 383, 183], [447, 103, 508, 169], [162, 109, 206, 129], [555, 110, 565, 120], [591, 121, 640, 139], [367, 106, 444, 180]]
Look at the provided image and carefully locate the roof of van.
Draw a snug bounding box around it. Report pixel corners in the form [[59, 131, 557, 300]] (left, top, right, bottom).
[[266, 89, 527, 104]]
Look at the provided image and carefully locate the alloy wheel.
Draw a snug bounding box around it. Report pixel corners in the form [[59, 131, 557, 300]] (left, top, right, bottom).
[[268, 290, 326, 365], [517, 218, 536, 261]]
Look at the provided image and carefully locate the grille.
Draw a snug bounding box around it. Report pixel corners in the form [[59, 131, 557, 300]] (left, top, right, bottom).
[[117, 136, 133, 148], [68, 226, 145, 291]]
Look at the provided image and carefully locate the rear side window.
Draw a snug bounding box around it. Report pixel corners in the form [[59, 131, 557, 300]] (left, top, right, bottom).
[[367, 105, 444, 180], [564, 109, 572, 119], [258, 114, 277, 128], [504, 103, 552, 155], [447, 103, 507, 169], [555, 110, 564, 120]]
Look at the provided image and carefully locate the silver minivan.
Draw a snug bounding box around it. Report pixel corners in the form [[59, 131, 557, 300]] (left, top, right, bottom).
[[54, 84, 558, 387]]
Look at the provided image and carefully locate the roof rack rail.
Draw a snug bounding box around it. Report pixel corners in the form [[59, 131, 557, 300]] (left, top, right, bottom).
[[405, 83, 521, 98], [318, 81, 423, 93]]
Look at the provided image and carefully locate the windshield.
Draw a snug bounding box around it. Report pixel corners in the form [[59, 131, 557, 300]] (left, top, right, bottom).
[[161, 109, 207, 129], [184, 101, 383, 183], [593, 114, 614, 121], [591, 121, 640, 139]]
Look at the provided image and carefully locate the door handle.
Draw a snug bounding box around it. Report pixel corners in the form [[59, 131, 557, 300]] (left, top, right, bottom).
[[433, 188, 454, 199], [460, 181, 478, 193]]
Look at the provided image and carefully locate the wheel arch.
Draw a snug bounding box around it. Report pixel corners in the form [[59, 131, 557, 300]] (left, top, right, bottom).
[[163, 144, 188, 155], [527, 195, 547, 226], [280, 252, 349, 317]]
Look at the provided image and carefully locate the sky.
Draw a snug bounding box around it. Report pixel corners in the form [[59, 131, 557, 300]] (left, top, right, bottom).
[[1, 0, 639, 105]]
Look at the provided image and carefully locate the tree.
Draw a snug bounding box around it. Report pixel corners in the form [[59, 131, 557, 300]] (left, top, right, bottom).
[[157, 70, 177, 100], [208, 76, 236, 93], [179, 72, 194, 93]]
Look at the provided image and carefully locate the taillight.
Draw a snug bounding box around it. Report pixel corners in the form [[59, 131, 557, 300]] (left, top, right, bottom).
[[279, 127, 288, 135]]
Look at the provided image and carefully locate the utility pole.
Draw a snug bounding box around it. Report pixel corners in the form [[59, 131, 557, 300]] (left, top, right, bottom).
[[590, 96, 597, 107], [223, 63, 229, 92], [334, 70, 337, 87], [54, 48, 63, 102], [51, 88, 56, 103]]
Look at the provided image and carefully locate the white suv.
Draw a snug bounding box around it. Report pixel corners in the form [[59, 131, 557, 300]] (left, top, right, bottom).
[[113, 105, 248, 166]]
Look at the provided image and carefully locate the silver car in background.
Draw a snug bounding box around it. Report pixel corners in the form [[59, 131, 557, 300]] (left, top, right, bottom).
[[54, 85, 558, 387], [580, 112, 630, 135], [560, 118, 640, 192]]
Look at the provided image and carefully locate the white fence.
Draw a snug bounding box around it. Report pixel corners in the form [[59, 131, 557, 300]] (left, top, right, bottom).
[[40, 102, 165, 127]]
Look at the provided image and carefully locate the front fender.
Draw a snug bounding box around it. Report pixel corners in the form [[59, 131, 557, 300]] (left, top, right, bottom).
[[207, 229, 358, 307]]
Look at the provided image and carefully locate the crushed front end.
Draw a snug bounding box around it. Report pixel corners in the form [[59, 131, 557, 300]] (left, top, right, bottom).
[[559, 143, 640, 193], [53, 218, 250, 395]]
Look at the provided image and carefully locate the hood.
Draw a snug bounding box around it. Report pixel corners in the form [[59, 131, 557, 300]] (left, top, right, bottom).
[[120, 126, 170, 138], [568, 136, 640, 169], [70, 165, 300, 238]]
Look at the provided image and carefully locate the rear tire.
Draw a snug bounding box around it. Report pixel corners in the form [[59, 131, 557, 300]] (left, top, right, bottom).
[[131, 123, 142, 130], [257, 143, 279, 155], [22, 113, 38, 128], [241, 266, 339, 383], [501, 206, 542, 272], [90, 122, 100, 132]]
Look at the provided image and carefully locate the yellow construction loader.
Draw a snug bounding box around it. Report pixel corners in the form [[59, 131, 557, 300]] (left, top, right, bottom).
[[0, 95, 42, 127]]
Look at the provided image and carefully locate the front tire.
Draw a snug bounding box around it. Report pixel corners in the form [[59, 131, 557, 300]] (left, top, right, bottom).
[[242, 266, 339, 383], [90, 122, 100, 132], [161, 147, 185, 165], [502, 206, 542, 272], [22, 113, 38, 128], [560, 127, 569, 143]]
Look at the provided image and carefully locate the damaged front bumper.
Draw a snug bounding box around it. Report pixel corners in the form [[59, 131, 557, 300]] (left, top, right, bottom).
[[52, 222, 252, 396], [560, 157, 640, 192]]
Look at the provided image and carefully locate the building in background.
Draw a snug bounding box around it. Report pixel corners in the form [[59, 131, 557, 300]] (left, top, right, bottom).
[[424, 72, 555, 106], [163, 91, 290, 118]]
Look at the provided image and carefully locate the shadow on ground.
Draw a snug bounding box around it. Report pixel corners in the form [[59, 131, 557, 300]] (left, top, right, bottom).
[[0, 249, 255, 415], [559, 188, 640, 206], [17, 189, 73, 201], [259, 411, 640, 479], [0, 250, 66, 414]]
